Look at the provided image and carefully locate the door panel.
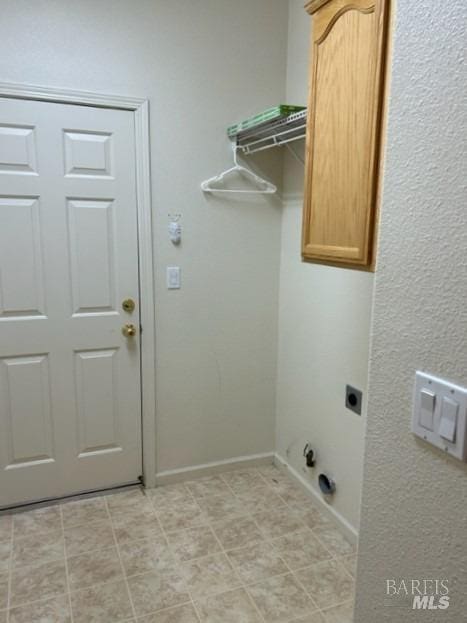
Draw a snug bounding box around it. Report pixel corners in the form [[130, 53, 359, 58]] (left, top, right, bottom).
[[0, 124, 37, 175], [0, 98, 142, 506], [74, 348, 120, 456], [0, 196, 45, 317], [67, 198, 117, 315], [0, 354, 54, 468], [63, 130, 113, 178]]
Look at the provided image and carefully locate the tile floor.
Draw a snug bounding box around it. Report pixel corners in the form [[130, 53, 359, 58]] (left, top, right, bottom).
[[0, 465, 356, 622]]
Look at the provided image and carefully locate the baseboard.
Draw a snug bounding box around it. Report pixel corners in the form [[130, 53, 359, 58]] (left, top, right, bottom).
[[155, 452, 275, 486], [274, 452, 359, 546]]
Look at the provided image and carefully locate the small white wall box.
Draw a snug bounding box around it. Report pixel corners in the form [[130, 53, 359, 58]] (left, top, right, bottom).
[[168, 220, 181, 244], [412, 372, 467, 461], [166, 266, 181, 289]]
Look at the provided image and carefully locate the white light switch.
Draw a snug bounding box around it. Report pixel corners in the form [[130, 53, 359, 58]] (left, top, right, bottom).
[[167, 266, 181, 289], [419, 389, 435, 430], [412, 372, 467, 462], [439, 397, 458, 443]]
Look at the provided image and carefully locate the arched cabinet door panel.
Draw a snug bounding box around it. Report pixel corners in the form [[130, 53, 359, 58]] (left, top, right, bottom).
[[302, 0, 390, 268]]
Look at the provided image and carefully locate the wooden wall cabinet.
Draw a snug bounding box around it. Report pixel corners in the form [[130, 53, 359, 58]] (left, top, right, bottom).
[[302, 0, 390, 269]]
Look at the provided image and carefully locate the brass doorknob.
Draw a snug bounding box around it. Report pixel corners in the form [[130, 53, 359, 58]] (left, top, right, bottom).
[[122, 298, 136, 313], [122, 323, 137, 337]]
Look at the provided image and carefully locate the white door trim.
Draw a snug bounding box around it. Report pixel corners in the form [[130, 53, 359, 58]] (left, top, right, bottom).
[[0, 82, 157, 489]]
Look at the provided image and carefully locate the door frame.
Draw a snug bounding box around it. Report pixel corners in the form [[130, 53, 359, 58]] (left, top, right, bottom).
[[0, 81, 157, 488]]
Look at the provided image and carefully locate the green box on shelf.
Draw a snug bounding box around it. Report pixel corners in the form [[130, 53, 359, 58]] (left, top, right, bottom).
[[227, 105, 306, 139]]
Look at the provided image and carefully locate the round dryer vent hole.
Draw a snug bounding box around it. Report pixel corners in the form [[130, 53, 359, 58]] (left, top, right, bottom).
[[319, 473, 336, 496]]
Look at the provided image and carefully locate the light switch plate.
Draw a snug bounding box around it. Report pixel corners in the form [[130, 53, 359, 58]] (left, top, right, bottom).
[[166, 266, 181, 289], [412, 372, 467, 461]]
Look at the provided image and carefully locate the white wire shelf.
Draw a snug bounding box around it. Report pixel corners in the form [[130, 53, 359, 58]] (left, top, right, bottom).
[[234, 109, 307, 156]]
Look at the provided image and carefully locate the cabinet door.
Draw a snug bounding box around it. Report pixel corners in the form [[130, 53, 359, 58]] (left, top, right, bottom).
[[302, 0, 390, 268]]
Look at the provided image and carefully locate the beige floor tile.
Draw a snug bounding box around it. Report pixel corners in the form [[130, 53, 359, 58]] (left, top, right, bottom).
[[61, 496, 109, 528], [293, 505, 332, 532], [226, 541, 288, 584], [247, 573, 317, 622], [270, 478, 305, 496], [255, 464, 277, 476], [196, 587, 262, 622], [156, 501, 207, 533], [211, 516, 263, 550], [340, 555, 357, 578], [254, 507, 304, 540], [12, 530, 64, 568], [256, 464, 284, 478], [167, 525, 221, 562], [128, 569, 190, 617], [13, 505, 62, 537], [185, 477, 228, 499], [8, 595, 71, 623], [64, 518, 115, 557], [196, 493, 245, 522], [0, 610, 6, 623], [0, 469, 356, 622], [113, 509, 162, 544], [256, 466, 292, 489], [0, 516, 12, 542], [0, 572, 8, 610], [120, 536, 177, 577], [180, 553, 240, 599], [70, 579, 134, 623], [313, 527, 356, 557], [67, 546, 124, 590], [10, 559, 68, 607], [303, 515, 333, 533], [136, 603, 198, 622], [234, 487, 286, 514], [287, 614, 326, 623], [148, 485, 195, 511], [106, 489, 154, 514], [275, 485, 312, 507], [297, 560, 355, 609], [322, 601, 354, 623], [110, 502, 159, 519], [0, 541, 11, 573], [273, 530, 332, 570], [220, 470, 266, 494]]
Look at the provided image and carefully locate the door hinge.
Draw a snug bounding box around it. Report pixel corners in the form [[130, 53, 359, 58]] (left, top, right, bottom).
[[139, 324, 143, 335]]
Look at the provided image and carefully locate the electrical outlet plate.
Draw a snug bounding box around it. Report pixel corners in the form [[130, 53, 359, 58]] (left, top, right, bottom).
[[346, 385, 362, 415]]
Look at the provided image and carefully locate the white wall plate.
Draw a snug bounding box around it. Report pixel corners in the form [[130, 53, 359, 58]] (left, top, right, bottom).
[[412, 372, 467, 462]]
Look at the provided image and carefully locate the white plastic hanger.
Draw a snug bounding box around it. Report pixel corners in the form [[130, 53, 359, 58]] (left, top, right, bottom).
[[201, 143, 277, 194]]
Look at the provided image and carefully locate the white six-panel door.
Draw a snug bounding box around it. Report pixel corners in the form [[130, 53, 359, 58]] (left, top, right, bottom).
[[0, 98, 142, 507]]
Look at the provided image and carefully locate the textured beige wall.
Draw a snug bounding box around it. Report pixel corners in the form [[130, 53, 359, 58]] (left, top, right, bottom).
[[355, 0, 467, 620], [0, 0, 288, 472], [275, 0, 374, 531]]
